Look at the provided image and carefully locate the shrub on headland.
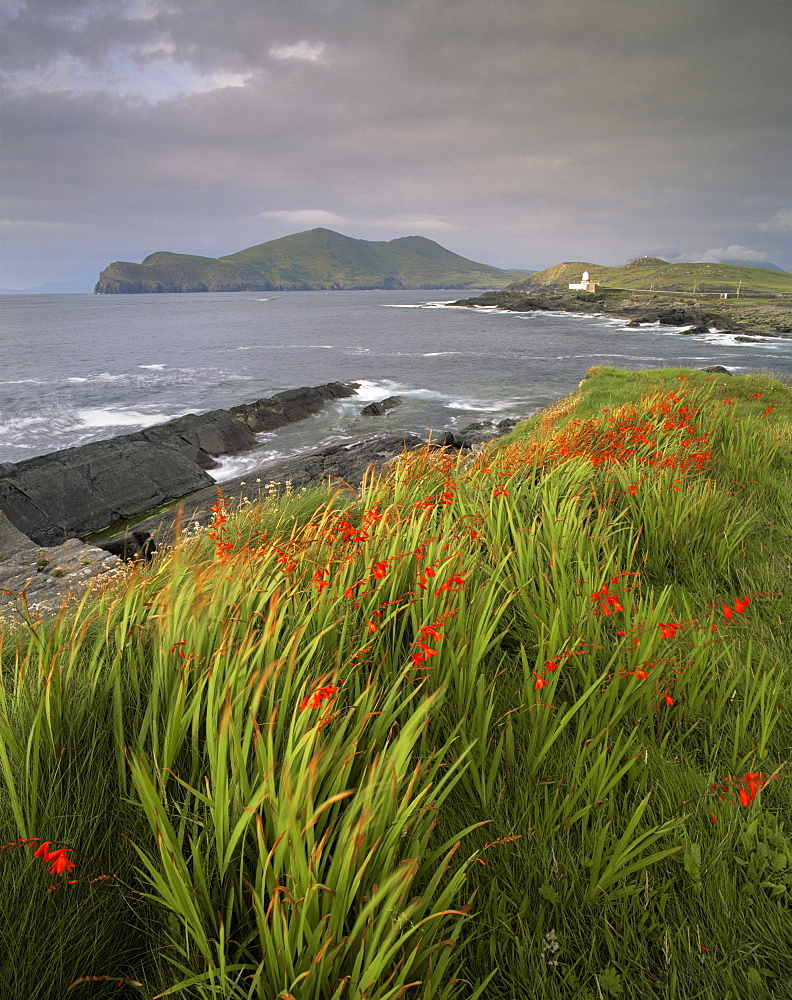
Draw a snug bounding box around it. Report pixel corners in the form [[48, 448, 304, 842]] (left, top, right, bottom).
[[1, 366, 791, 999]]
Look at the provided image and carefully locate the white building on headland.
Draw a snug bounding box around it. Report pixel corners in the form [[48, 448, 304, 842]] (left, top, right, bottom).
[[569, 271, 599, 292]]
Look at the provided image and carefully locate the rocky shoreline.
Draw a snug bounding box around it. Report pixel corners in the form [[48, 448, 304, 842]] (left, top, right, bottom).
[[0, 380, 520, 618], [454, 289, 792, 339]]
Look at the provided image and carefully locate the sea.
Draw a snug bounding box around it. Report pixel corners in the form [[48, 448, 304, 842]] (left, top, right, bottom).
[[2, 289, 791, 482]]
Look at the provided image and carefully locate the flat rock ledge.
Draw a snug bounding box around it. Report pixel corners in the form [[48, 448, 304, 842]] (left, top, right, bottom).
[[0, 381, 359, 547], [0, 512, 123, 622]]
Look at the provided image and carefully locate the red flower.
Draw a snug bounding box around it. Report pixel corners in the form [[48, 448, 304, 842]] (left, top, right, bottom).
[[47, 850, 75, 875], [367, 622, 378, 633], [533, 673, 549, 690], [371, 561, 390, 579], [662, 693, 674, 706], [722, 604, 733, 618]]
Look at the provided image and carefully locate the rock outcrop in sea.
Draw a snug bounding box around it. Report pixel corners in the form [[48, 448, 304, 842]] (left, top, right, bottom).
[[0, 382, 359, 547]]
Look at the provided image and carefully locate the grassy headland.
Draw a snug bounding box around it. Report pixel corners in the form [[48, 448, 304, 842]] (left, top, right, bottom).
[[1, 365, 791, 998], [458, 258, 792, 339]]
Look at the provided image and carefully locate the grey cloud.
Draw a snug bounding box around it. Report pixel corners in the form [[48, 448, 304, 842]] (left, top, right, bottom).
[[1, 0, 791, 286]]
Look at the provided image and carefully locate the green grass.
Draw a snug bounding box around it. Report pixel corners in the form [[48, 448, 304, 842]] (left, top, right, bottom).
[[516, 259, 792, 297], [1, 366, 791, 998]]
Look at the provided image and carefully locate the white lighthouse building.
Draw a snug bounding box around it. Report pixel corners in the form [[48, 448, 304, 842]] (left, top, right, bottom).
[[569, 271, 599, 292]]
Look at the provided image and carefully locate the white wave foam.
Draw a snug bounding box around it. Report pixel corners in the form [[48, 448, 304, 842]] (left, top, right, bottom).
[[66, 377, 88, 382], [343, 378, 404, 401], [138, 363, 167, 369], [422, 351, 463, 356], [76, 408, 185, 429], [381, 300, 458, 310]]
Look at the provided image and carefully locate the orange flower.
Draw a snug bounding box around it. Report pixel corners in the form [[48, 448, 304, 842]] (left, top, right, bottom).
[[300, 681, 342, 711], [436, 573, 466, 594], [533, 673, 549, 690], [662, 693, 674, 706]]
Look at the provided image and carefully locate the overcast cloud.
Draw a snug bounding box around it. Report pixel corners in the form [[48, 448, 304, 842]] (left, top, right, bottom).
[[1, 0, 790, 288]]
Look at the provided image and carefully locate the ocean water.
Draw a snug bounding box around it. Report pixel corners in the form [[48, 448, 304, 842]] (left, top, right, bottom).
[[2, 289, 791, 481]]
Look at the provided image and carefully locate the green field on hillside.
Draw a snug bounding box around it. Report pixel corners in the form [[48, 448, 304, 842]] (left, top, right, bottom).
[[516, 257, 792, 297]]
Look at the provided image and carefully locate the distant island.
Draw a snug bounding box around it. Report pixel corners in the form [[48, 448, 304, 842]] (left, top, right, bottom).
[[94, 228, 529, 293]]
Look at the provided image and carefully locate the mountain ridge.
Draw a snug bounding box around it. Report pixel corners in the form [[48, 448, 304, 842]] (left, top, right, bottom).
[[95, 228, 527, 293]]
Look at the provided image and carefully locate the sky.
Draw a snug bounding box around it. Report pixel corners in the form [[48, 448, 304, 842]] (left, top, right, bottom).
[[1, 0, 790, 290]]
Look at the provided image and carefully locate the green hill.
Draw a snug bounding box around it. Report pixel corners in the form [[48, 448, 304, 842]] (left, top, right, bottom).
[[511, 256, 792, 297], [95, 229, 525, 293]]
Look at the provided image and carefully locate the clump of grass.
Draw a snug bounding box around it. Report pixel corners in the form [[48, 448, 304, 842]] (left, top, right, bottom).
[[1, 366, 791, 998]]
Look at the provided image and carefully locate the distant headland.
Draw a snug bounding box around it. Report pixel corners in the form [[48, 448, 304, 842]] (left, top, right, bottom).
[[94, 228, 529, 293], [455, 257, 792, 338]]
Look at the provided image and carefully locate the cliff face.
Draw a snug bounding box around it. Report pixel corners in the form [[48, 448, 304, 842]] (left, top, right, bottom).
[[95, 228, 525, 293]]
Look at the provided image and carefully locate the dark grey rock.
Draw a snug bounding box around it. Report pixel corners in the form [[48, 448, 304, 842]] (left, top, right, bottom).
[[142, 409, 257, 469], [0, 381, 361, 548], [231, 382, 359, 432], [0, 439, 215, 546], [677, 325, 711, 336], [360, 396, 403, 416], [698, 366, 732, 375]]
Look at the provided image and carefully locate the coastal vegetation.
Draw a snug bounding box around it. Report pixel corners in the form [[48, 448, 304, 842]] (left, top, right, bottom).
[[514, 257, 792, 298], [94, 229, 526, 293], [1, 365, 791, 998]]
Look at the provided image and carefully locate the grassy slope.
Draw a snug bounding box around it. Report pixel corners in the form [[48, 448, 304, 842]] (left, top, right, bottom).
[[514, 258, 792, 296], [97, 229, 524, 291], [1, 365, 791, 999]]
